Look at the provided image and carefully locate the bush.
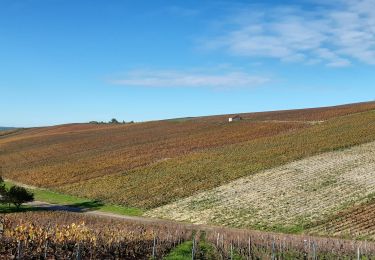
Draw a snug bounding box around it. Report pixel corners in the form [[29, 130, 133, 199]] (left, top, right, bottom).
[[7, 186, 34, 209], [0, 176, 8, 204]]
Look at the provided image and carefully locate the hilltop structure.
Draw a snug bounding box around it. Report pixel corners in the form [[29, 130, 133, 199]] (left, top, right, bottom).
[[228, 115, 242, 122]]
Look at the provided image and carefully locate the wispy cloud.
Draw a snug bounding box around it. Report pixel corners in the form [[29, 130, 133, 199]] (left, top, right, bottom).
[[204, 0, 375, 67], [109, 69, 270, 89]]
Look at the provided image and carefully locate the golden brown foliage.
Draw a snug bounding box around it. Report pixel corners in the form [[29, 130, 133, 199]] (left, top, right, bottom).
[[1, 102, 375, 209], [3, 211, 375, 259], [0, 120, 306, 187], [200, 100, 375, 122], [1, 211, 193, 259], [63, 109, 375, 208]]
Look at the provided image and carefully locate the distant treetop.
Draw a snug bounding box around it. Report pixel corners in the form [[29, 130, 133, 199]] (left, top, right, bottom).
[[89, 119, 133, 125]]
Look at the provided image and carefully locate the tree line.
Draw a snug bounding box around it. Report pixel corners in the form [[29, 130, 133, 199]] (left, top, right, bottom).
[[89, 118, 134, 124], [0, 177, 34, 209]]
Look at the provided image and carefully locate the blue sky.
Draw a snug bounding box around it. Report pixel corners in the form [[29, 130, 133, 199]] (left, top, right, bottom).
[[1, 0, 374, 127]]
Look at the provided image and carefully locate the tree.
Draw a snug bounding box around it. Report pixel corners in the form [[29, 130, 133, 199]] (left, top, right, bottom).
[[8, 186, 34, 209], [110, 118, 119, 124], [0, 176, 8, 204]]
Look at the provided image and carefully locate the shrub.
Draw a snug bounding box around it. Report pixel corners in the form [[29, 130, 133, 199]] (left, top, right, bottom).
[[7, 186, 34, 209]]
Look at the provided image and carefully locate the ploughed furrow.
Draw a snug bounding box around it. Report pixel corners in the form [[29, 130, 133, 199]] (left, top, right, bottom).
[[310, 199, 375, 239], [146, 140, 375, 231]]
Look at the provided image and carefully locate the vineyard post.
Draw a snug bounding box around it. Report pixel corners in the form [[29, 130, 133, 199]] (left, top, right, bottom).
[[44, 240, 48, 259], [76, 243, 82, 260], [271, 240, 275, 260], [280, 239, 284, 260], [44, 223, 50, 259], [217, 233, 220, 247], [303, 239, 308, 259], [152, 236, 156, 259], [16, 240, 22, 260], [191, 237, 195, 260], [308, 238, 311, 258], [248, 236, 251, 260], [312, 241, 316, 260], [357, 246, 360, 260], [230, 242, 233, 260]]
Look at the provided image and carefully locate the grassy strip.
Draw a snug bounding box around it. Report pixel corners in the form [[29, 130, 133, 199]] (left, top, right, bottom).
[[3, 181, 143, 216], [164, 241, 220, 260], [165, 236, 220, 260], [164, 241, 194, 260], [0, 203, 35, 213]]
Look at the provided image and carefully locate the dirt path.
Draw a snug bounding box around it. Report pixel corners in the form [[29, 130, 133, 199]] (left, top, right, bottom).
[[7, 179, 183, 226], [25, 200, 193, 227], [25, 201, 217, 230]]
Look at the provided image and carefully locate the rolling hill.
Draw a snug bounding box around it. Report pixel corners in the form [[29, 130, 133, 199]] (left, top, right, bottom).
[[0, 127, 15, 130], [146, 140, 375, 234], [2, 101, 375, 236]]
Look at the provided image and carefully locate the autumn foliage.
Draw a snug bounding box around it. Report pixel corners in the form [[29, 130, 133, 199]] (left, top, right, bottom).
[[1, 102, 375, 209], [2, 211, 375, 259]]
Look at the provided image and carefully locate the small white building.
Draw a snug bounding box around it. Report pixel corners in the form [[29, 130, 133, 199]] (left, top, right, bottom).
[[228, 115, 242, 122]]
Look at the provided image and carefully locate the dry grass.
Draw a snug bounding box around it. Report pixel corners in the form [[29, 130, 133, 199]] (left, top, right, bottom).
[[0, 128, 22, 137], [146, 140, 375, 231]]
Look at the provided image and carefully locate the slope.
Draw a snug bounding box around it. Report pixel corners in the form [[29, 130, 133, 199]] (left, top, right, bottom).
[[1, 102, 375, 210], [146, 140, 375, 232], [61, 107, 375, 208]]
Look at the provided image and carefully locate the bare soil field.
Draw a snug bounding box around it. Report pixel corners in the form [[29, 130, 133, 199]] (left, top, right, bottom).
[[146, 140, 375, 231]]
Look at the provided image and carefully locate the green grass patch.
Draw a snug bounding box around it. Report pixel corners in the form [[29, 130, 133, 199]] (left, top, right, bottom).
[[4, 181, 143, 216], [0, 203, 36, 213], [99, 204, 143, 216], [165, 232, 220, 260], [165, 241, 193, 260], [198, 240, 221, 260]]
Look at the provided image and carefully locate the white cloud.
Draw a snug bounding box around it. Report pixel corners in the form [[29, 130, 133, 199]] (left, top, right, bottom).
[[109, 70, 270, 89], [205, 0, 375, 67]]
